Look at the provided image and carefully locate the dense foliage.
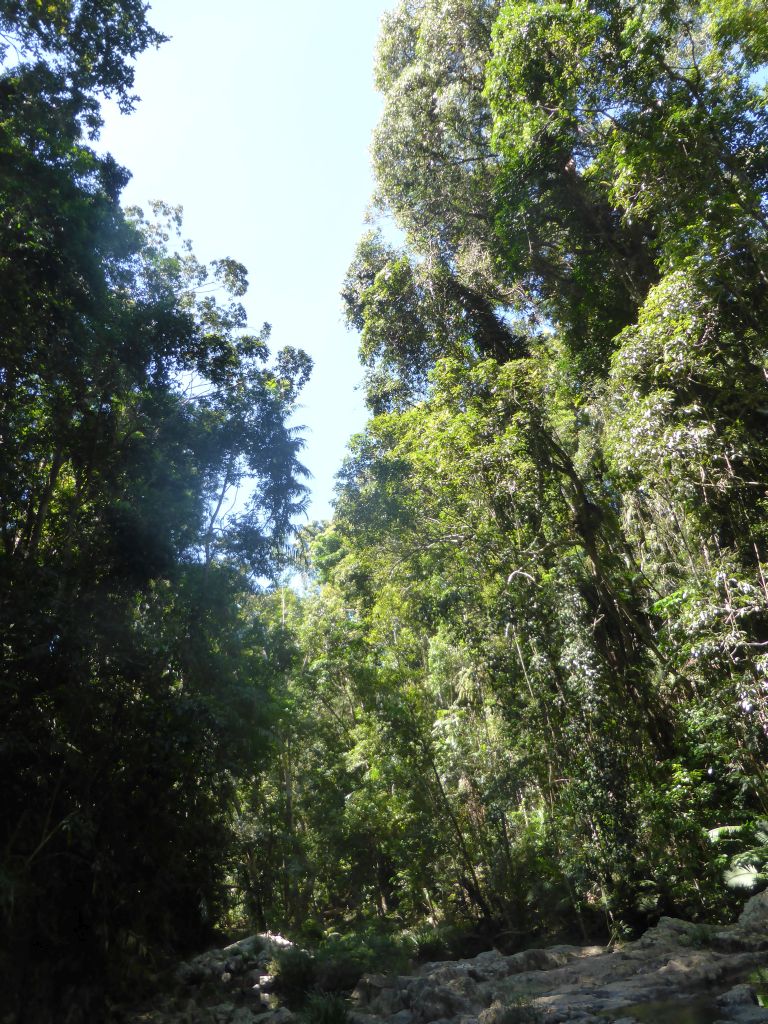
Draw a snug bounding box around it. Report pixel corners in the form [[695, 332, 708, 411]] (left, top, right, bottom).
[[243, 0, 768, 949], [3, 0, 768, 1017], [0, 6, 310, 1020]]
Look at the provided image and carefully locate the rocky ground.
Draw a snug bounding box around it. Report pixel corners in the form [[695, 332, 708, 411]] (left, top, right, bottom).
[[122, 893, 768, 1024]]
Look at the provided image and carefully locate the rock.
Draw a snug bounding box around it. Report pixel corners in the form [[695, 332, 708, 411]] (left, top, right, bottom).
[[635, 918, 698, 949], [420, 963, 472, 982], [466, 950, 510, 982], [262, 1009, 295, 1024], [210, 1004, 237, 1024], [352, 974, 395, 1007], [123, 892, 768, 1024], [175, 962, 207, 986], [719, 985, 760, 1006], [388, 1012, 415, 1024], [410, 983, 470, 1023], [477, 1000, 508, 1024], [231, 1011, 259, 1024], [721, 1009, 768, 1024], [738, 891, 768, 932], [657, 916, 697, 933], [712, 931, 752, 953], [225, 936, 263, 957], [507, 947, 568, 973], [372, 987, 406, 1017]]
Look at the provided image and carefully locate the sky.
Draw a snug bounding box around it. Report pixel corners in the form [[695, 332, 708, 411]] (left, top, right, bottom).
[[98, 0, 393, 522]]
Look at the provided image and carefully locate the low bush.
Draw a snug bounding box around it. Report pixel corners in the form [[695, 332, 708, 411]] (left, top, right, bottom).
[[273, 926, 413, 1002], [314, 927, 411, 991], [270, 947, 317, 1004], [405, 923, 472, 962], [303, 992, 350, 1024]]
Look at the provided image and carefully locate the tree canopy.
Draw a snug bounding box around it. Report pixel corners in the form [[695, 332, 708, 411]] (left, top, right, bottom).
[[3, 0, 768, 1018], [0, 4, 311, 1018], [274, 0, 768, 942]]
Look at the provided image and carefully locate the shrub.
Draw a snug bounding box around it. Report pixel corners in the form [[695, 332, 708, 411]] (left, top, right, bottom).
[[314, 928, 411, 991], [406, 924, 456, 962], [304, 992, 350, 1024], [270, 947, 317, 1004]]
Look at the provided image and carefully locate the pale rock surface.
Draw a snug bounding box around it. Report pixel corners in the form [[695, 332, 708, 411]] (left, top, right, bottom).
[[125, 896, 768, 1023]]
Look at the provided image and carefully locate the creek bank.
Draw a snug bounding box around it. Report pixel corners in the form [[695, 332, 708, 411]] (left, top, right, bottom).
[[120, 932, 293, 1024], [122, 893, 768, 1024]]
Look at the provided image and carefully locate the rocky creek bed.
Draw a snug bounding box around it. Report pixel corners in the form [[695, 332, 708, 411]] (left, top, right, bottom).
[[120, 893, 768, 1024]]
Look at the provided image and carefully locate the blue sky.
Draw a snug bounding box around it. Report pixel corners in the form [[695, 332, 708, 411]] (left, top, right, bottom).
[[98, 0, 393, 522]]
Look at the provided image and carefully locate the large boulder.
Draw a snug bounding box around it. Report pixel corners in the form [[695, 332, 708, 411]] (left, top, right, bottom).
[[738, 890, 768, 934]]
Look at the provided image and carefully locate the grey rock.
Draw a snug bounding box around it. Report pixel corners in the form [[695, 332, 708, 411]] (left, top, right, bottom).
[[372, 988, 406, 1016], [231, 1011, 259, 1024], [739, 891, 768, 933], [262, 1009, 295, 1024], [175, 962, 207, 986], [712, 931, 752, 953], [388, 1012, 415, 1024], [352, 974, 396, 1006], [722, 1009, 768, 1024], [124, 893, 768, 1024], [210, 1004, 237, 1024], [224, 936, 263, 957], [657, 916, 697, 933], [719, 985, 760, 1006], [411, 985, 470, 1023], [466, 950, 510, 982], [477, 1000, 511, 1024], [507, 947, 569, 973]]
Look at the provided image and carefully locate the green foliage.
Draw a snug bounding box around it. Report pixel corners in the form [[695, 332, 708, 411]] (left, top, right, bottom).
[[269, 930, 411, 1006], [271, 948, 318, 1004], [297, 0, 768, 950], [316, 930, 412, 989], [676, 923, 716, 948], [406, 924, 450, 962], [303, 993, 351, 1024], [709, 821, 768, 891], [0, 4, 311, 1019], [0, 0, 167, 107], [7, 0, 763, 1011]]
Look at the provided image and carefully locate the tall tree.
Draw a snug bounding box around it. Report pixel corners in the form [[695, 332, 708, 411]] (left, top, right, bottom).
[[0, 5, 312, 1019], [325, 0, 768, 940]]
